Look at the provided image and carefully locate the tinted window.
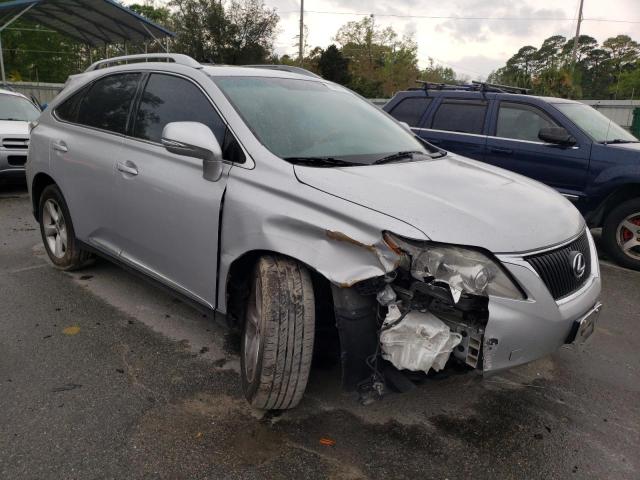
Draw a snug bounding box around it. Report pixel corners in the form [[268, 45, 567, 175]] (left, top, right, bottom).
[[55, 85, 90, 123], [133, 73, 226, 144], [389, 97, 431, 127], [431, 100, 487, 134], [496, 102, 558, 142], [76, 73, 140, 134]]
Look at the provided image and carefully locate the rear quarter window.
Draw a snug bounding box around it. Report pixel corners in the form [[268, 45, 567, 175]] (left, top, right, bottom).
[[388, 97, 432, 127], [431, 100, 487, 134]]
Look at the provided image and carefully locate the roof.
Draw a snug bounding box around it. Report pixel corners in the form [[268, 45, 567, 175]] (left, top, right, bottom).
[[0, 0, 174, 46], [0, 87, 27, 98]]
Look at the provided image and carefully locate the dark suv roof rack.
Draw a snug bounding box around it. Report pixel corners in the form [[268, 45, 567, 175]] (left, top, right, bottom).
[[410, 80, 530, 95]]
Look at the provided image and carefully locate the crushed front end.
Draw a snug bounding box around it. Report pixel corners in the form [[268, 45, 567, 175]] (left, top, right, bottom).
[[331, 228, 602, 401]]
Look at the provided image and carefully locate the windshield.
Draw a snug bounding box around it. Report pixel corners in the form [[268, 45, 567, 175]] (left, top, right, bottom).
[[211, 76, 434, 164], [0, 94, 40, 122], [554, 102, 638, 143]]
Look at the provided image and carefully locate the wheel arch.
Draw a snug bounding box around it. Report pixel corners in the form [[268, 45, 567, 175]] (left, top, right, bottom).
[[589, 183, 640, 227], [30, 172, 57, 221]]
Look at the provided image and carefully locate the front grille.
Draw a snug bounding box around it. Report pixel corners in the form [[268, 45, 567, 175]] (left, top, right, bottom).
[[2, 138, 29, 149], [7, 155, 26, 166], [526, 231, 591, 300]]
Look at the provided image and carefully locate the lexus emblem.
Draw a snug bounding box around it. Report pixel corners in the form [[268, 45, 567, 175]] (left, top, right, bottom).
[[569, 251, 586, 279]]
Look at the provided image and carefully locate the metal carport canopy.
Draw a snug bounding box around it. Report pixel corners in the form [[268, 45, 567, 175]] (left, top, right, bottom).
[[0, 0, 175, 82]]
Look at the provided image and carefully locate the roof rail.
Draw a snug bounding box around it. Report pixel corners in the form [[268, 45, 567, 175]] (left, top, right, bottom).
[[471, 81, 530, 94], [243, 64, 322, 79], [412, 79, 530, 95], [85, 53, 201, 72]]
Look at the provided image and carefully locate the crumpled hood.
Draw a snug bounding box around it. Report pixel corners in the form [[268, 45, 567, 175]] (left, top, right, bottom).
[[294, 155, 584, 253], [0, 120, 29, 136]]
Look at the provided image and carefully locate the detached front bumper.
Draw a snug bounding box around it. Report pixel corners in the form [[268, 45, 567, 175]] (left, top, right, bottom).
[[483, 230, 601, 372]]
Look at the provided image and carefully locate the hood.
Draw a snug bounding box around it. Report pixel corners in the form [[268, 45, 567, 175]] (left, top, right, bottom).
[[606, 142, 640, 152], [0, 120, 29, 137], [294, 155, 584, 254]]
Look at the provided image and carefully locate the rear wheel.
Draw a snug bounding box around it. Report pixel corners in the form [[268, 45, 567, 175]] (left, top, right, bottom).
[[241, 255, 315, 410], [38, 184, 93, 270], [602, 198, 640, 270]]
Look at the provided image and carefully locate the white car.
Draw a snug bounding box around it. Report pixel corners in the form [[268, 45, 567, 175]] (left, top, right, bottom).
[[0, 88, 40, 180]]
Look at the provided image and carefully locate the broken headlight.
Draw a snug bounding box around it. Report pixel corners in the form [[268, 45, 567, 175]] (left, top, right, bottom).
[[384, 233, 524, 301]]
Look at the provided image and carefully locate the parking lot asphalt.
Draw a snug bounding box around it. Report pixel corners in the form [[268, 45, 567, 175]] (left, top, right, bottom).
[[1, 182, 639, 480]]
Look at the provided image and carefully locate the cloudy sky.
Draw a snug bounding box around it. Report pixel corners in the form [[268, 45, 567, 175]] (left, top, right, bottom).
[[132, 0, 639, 79]]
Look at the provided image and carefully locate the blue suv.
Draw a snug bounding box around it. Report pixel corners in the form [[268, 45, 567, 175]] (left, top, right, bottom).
[[385, 83, 640, 270]]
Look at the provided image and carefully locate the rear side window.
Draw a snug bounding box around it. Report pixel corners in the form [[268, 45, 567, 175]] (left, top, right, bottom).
[[389, 97, 431, 127], [133, 73, 226, 144], [496, 102, 558, 142], [54, 85, 90, 123], [431, 100, 487, 134], [76, 73, 140, 134]]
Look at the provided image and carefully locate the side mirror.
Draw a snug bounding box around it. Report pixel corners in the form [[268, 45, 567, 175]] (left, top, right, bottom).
[[538, 127, 576, 146], [161, 121, 223, 182]]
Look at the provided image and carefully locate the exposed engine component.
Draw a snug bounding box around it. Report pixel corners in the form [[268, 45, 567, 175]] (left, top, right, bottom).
[[380, 305, 462, 373]]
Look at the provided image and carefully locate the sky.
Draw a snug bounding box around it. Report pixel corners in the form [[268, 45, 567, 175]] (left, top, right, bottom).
[[128, 0, 639, 79]]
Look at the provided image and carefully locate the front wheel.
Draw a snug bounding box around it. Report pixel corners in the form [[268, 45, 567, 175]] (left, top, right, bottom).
[[241, 255, 315, 410], [602, 198, 640, 270]]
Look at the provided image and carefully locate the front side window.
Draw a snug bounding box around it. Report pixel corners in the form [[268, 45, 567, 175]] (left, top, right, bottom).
[[389, 97, 432, 127], [76, 73, 140, 134], [0, 94, 40, 122], [211, 76, 432, 164], [431, 100, 487, 135], [133, 73, 226, 144], [554, 102, 638, 143], [496, 102, 558, 142]]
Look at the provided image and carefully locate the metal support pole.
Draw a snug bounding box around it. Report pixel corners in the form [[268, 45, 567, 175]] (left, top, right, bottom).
[[0, 3, 37, 85], [0, 35, 5, 85], [571, 0, 585, 69], [298, 0, 304, 65]]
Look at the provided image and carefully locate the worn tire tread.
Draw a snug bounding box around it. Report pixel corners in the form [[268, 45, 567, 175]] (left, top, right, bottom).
[[242, 255, 315, 410]]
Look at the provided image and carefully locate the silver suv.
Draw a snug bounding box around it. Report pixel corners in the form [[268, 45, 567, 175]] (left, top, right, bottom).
[[27, 54, 602, 410]]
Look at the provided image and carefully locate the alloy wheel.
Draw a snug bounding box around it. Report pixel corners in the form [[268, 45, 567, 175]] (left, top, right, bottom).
[[616, 213, 640, 261], [42, 199, 68, 259], [243, 274, 263, 384]]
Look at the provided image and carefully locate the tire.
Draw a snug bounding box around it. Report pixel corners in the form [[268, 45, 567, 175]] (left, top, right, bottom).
[[241, 255, 315, 410], [602, 198, 640, 271], [38, 184, 93, 270]]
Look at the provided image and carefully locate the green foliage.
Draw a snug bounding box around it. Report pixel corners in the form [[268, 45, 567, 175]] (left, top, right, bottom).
[[317, 45, 350, 84], [334, 16, 419, 97], [490, 33, 640, 99]]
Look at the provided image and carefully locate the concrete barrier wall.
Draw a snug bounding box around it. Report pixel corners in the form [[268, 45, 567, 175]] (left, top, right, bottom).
[[4, 81, 65, 106]]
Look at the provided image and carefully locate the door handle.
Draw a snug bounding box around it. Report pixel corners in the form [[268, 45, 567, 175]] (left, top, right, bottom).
[[489, 146, 513, 154], [116, 161, 138, 176], [52, 141, 68, 153]]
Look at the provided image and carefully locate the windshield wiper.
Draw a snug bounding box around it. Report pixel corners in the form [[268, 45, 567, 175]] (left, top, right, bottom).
[[373, 150, 444, 165], [602, 139, 640, 144], [284, 156, 359, 167], [373, 150, 423, 165]]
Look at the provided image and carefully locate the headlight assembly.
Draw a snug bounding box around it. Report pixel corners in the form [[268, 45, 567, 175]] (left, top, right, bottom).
[[384, 232, 524, 301]]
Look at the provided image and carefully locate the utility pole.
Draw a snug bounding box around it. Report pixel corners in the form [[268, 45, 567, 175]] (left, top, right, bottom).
[[298, 0, 304, 65], [571, 0, 585, 68]]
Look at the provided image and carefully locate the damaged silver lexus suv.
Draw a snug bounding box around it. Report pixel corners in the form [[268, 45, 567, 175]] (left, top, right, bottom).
[[27, 54, 602, 409]]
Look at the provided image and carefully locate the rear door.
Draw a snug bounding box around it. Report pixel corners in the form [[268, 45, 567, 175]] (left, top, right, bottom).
[[114, 72, 236, 308], [485, 100, 589, 196], [417, 98, 488, 161], [50, 72, 141, 254]]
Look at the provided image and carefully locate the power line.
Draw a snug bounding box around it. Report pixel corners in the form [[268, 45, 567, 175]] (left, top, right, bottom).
[[279, 10, 640, 24]]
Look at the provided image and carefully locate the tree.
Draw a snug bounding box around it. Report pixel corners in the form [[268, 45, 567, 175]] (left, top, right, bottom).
[[170, 0, 278, 64], [335, 16, 419, 97], [420, 58, 457, 84], [317, 44, 350, 84]]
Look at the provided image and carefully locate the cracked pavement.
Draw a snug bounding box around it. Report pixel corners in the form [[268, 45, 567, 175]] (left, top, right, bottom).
[[1, 183, 639, 479]]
